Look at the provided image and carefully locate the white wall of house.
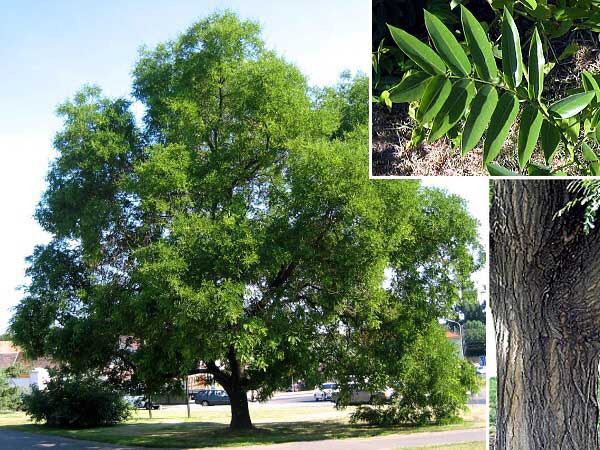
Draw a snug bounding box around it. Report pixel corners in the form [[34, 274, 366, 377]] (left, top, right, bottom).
[[8, 367, 49, 392]]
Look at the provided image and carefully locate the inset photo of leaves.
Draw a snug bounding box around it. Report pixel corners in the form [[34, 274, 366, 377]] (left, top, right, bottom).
[[371, 0, 600, 177]]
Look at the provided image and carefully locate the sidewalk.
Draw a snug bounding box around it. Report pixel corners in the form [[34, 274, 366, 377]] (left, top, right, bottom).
[[199, 428, 486, 450]]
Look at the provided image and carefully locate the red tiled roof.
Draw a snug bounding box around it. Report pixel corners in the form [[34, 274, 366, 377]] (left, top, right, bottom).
[[445, 330, 461, 339], [0, 353, 20, 369], [0, 341, 56, 371]]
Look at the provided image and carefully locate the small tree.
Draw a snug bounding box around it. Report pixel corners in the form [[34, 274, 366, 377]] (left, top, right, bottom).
[[351, 324, 479, 425]]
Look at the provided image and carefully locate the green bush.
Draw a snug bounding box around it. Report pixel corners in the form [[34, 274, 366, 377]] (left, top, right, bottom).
[[379, 4, 600, 176], [351, 325, 480, 426], [0, 368, 23, 411], [21, 371, 131, 428]]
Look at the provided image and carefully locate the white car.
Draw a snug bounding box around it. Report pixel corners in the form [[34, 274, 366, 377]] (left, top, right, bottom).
[[313, 382, 337, 401]]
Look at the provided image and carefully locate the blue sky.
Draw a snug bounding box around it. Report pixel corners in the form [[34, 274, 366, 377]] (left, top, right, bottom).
[[0, 0, 370, 332]]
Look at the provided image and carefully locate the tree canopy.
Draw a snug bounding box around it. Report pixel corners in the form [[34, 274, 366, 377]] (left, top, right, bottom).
[[10, 11, 482, 429]]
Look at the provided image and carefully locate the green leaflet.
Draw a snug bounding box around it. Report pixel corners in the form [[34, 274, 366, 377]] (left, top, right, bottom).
[[483, 92, 519, 164], [549, 91, 595, 118], [429, 79, 476, 142], [388, 72, 431, 103], [528, 28, 544, 101], [387, 24, 447, 75], [540, 120, 561, 164], [560, 117, 581, 142], [461, 85, 498, 155], [424, 10, 471, 77], [582, 70, 600, 103], [501, 9, 523, 88], [517, 105, 543, 169], [593, 109, 600, 128], [461, 6, 497, 81], [417, 75, 452, 123], [582, 143, 600, 175], [527, 163, 552, 176], [521, 0, 537, 9], [582, 142, 599, 162], [486, 162, 519, 176]]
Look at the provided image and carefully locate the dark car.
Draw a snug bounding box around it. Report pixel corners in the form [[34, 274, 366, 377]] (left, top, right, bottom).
[[194, 389, 231, 406]]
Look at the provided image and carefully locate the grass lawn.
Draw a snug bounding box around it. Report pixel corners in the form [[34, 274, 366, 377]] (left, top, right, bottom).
[[0, 404, 485, 449], [398, 442, 485, 450]]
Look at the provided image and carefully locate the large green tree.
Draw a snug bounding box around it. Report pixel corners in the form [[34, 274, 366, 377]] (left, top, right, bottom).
[[11, 12, 481, 430]]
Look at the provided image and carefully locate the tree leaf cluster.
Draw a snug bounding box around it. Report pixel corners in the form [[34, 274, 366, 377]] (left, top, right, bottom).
[[382, 5, 600, 175]]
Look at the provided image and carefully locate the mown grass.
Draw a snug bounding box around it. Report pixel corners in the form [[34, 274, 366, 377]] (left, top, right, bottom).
[[398, 442, 485, 450], [0, 404, 485, 448], [489, 377, 497, 433]]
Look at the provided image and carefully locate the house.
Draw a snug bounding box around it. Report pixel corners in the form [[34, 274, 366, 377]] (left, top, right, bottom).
[[445, 330, 463, 357], [0, 341, 54, 391]]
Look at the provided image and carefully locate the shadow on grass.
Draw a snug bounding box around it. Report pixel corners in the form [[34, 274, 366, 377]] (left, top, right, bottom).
[[3, 418, 479, 449]]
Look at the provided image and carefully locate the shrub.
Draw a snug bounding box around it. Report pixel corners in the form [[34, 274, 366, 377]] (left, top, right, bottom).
[[21, 371, 131, 427], [0, 368, 23, 411], [379, 4, 600, 176], [351, 324, 480, 426]]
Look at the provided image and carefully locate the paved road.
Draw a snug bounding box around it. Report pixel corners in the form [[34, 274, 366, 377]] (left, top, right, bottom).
[[0, 428, 161, 450], [166, 390, 485, 410]]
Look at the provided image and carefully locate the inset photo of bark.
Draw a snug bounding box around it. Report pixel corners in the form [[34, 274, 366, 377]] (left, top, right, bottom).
[[489, 179, 600, 449], [372, 1, 600, 177]]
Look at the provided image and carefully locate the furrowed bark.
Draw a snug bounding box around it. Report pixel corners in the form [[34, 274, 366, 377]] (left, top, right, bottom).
[[491, 179, 600, 450]]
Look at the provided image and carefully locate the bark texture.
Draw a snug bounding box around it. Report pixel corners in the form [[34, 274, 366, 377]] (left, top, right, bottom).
[[491, 180, 600, 450], [206, 345, 253, 430]]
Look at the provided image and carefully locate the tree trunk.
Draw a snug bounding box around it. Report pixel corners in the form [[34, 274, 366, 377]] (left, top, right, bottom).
[[226, 380, 253, 430], [491, 180, 600, 450], [206, 345, 253, 430]]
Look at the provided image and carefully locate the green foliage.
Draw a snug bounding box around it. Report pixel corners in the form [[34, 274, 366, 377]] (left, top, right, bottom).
[[21, 370, 131, 427], [10, 10, 482, 428], [350, 324, 480, 425], [0, 368, 23, 411], [381, 4, 600, 175], [464, 320, 486, 356], [556, 180, 600, 233], [488, 0, 600, 35]]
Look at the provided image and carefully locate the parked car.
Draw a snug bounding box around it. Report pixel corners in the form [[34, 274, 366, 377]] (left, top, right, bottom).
[[476, 364, 486, 377], [194, 389, 231, 406], [331, 389, 372, 406], [124, 395, 161, 410], [313, 382, 337, 401], [330, 386, 394, 406]]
